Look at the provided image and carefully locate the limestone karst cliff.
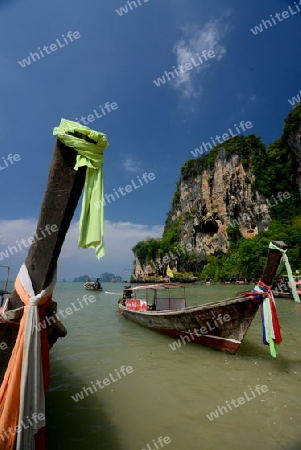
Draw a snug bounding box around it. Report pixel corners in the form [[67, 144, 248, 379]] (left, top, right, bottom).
[[133, 105, 301, 281], [167, 137, 271, 253]]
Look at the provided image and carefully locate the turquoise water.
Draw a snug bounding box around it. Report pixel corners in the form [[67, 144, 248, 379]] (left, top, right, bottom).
[[5, 282, 301, 449]]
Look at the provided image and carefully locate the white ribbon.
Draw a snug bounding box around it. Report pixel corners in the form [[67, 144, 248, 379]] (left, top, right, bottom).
[[16, 264, 56, 450]]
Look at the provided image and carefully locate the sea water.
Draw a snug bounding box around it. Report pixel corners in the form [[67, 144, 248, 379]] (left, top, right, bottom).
[[8, 282, 301, 450]]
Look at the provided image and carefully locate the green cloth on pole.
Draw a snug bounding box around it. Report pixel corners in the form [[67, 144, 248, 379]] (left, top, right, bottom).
[[53, 119, 109, 258], [268, 242, 300, 303], [264, 299, 277, 358]]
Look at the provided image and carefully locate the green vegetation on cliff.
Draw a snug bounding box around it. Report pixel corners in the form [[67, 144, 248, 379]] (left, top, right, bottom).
[[201, 215, 301, 280], [181, 133, 265, 178], [259, 141, 300, 219], [283, 103, 301, 134], [132, 218, 183, 265]]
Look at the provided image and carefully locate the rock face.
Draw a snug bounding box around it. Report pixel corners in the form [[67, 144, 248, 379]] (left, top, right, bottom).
[[134, 258, 167, 280], [167, 146, 271, 260], [288, 123, 301, 194], [134, 253, 180, 280]]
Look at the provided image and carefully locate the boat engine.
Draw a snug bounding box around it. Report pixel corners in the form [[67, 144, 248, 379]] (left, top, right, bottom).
[[123, 286, 132, 299]]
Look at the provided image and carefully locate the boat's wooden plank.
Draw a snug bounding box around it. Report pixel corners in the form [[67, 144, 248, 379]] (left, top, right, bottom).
[[0, 138, 86, 382], [9, 139, 86, 305]]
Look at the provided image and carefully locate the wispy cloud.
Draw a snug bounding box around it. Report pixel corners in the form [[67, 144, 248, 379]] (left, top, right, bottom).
[[173, 19, 228, 98], [237, 92, 258, 114], [0, 219, 163, 280], [123, 156, 142, 173]]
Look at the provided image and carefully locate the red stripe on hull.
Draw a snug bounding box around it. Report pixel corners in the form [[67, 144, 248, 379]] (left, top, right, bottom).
[[152, 328, 241, 354]]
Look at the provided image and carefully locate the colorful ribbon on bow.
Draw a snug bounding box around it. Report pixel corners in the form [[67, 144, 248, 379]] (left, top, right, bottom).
[[248, 279, 282, 358]]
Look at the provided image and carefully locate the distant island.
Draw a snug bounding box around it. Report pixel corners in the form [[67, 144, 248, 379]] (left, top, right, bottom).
[[73, 275, 91, 283], [73, 272, 122, 283]]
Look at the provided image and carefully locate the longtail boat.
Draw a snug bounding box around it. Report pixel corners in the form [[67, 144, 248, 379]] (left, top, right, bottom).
[[84, 278, 103, 291], [118, 241, 286, 355], [0, 119, 108, 449], [272, 275, 301, 299]]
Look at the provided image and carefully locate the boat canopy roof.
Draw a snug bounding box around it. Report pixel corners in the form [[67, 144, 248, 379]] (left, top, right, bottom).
[[125, 283, 184, 291]]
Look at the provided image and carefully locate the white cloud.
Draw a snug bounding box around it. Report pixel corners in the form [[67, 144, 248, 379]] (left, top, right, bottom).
[[0, 219, 36, 244], [123, 156, 142, 173], [173, 19, 228, 98], [0, 219, 163, 281]]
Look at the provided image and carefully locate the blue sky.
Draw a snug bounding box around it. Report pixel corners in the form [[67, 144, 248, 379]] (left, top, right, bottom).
[[0, 0, 300, 280]]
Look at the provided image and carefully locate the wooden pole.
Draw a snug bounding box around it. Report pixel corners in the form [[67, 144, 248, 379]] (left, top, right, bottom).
[[0, 138, 86, 382], [261, 240, 287, 286]]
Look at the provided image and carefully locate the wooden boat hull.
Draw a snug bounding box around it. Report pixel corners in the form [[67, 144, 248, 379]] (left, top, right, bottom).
[[272, 290, 293, 299], [84, 286, 103, 291], [272, 289, 301, 299], [118, 296, 260, 354], [272, 278, 301, 299]]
